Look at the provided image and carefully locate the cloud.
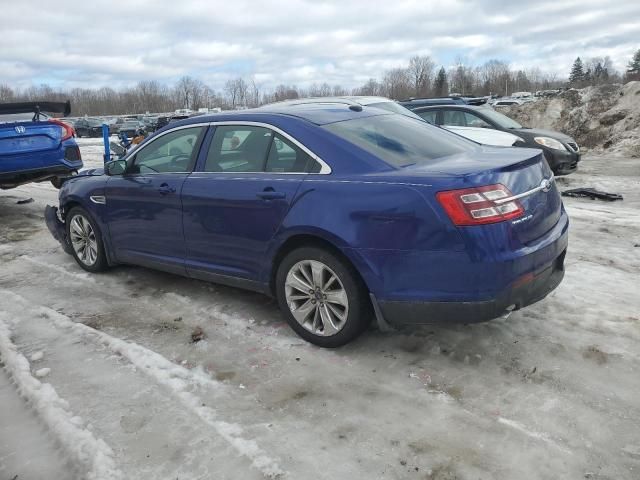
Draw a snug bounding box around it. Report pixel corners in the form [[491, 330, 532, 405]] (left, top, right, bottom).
[[1, 0, 638, 91]]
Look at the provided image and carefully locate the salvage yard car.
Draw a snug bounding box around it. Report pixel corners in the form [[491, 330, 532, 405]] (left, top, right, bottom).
[[0, 101, 82, 189], [45, 104, 568, 347], [409, 104, 581, 175], [74, 117, 104, 138], [270, 97, 526, 147]]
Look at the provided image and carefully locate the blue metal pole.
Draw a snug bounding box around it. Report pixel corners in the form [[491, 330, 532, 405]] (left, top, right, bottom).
[[102, 123, 110, 164]]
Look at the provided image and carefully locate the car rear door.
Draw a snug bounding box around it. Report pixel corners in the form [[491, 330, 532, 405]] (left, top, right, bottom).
[[104, 125, 206, 274], [181, 123, 321, 285]]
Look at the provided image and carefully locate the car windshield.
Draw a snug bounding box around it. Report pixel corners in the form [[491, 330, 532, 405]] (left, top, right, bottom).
[[481, 108, 523, 129], [367, 102, 423, 120], [323, 113, 476, 168]]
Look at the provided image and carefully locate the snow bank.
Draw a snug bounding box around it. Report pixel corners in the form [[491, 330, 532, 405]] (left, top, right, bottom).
[[502, 81, 640, 157], [0, 312, 124, 480]]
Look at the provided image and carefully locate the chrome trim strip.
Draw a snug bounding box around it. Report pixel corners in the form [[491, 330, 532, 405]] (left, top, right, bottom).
[[494, 176, 555, 205], [208, 121, 331, 174], [89, 195, 106, 205], [126, 120, 331, 175]]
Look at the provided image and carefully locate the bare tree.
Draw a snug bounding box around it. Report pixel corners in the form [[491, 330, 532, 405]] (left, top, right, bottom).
[[381, 68, 411, 100], [407, 55, 434, 97], [224, 77, 249, 108], [0, 84, 14, 102], [353, 78, 382, 96]]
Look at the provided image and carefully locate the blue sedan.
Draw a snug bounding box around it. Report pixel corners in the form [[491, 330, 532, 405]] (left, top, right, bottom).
[[0, 101, 82, 189], [46, 103, 568, 347]]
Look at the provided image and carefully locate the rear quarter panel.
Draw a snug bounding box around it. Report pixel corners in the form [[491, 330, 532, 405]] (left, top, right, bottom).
[[264, 174, 466, 296]]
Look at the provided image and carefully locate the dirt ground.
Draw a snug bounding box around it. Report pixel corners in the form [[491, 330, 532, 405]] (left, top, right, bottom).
[[1, 140, 639, 480]]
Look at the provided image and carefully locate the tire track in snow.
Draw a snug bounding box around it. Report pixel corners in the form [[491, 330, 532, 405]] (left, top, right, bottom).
[[11, 253, 299, 350], [0, 290, 285, 479], [0, 311, 124, 480]]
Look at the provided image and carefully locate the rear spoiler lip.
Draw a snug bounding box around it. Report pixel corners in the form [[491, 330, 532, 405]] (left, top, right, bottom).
[[0, 101, 71, 117]]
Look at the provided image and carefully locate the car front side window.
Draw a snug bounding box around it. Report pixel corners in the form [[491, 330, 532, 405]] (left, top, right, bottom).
[[442, 110, 467, 127], [130, 127, 204, 174], [463, 112, 492, 128]]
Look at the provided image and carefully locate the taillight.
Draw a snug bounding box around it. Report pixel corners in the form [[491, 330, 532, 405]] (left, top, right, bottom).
[[436, 184, 524, 226], [49, 119, 75, 141]]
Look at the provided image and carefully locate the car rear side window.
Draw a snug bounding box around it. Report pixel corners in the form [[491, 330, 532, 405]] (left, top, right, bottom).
[[265, 133, 321, 173], [323, 114, 475, 167], [205, 126, 273, 172], [417, 110, 438, 124], [131, 126, 205, 174]]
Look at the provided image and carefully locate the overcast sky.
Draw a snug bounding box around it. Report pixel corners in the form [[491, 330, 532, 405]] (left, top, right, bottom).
[[1, 0, 638, 91]]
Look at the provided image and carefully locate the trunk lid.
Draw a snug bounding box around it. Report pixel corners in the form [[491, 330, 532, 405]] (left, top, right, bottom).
[[0, 121, 62, 156], [398, 146, 562, 244]]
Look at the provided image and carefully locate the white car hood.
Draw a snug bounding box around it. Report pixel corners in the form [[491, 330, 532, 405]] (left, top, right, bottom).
[[444, 125, 521, 147]]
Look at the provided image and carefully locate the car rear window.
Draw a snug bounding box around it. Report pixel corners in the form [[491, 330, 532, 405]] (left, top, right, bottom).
[[367, 101, 423, 120], [0, 112, 49, 123], [323, 114, 475, 167]]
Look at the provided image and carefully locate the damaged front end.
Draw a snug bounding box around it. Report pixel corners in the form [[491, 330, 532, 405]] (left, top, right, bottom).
[[44, 205, 73, 255]]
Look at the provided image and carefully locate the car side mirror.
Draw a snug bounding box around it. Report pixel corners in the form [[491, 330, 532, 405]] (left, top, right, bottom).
[[106, 159, 127, 176]]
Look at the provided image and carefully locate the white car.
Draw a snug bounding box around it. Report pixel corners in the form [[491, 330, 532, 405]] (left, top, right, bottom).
[[264, 96, 524, 147], [443, 125, 524, 147], [491, 98, 525, 107]]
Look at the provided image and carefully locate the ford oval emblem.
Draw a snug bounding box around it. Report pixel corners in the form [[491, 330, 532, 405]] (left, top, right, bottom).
[[540, 178, 552, 192], [15, 125, 26, 134]]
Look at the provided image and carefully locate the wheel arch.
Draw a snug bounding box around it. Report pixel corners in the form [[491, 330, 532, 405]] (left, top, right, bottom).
[[62, 198, 117, 266], [267, 231, 376, 298]]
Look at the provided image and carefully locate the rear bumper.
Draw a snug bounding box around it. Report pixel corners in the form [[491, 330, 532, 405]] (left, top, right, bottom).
[[0, 162, 82, 187], [378, 248, 566, 325]]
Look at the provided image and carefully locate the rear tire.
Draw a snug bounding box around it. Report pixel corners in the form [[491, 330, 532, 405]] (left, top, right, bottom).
[[275, 246, 372, 347], [65, 206, 108, 273]]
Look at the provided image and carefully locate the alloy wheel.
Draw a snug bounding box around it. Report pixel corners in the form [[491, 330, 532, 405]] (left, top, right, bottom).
[[69, 214, 98, 266], [285, 260, 349, 336]]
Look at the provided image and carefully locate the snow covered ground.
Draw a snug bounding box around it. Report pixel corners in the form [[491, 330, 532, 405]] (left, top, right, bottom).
[[1, 139, 639, 479]]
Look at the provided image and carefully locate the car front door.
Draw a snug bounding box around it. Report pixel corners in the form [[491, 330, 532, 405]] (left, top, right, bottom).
[[181, 123, 322, 286], [104, 125, 206, 274]]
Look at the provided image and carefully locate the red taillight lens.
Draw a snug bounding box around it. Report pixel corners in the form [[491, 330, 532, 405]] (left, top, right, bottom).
[[436, 184, 524, 226], [49, 119, 75, 141]]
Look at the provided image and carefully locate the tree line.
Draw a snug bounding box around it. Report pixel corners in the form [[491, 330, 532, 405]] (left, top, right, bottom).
[[1, 50, 637, 117]]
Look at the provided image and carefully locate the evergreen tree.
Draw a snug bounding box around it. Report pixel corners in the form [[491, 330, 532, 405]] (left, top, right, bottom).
[[434, 67, 448, 97], [594, 62, 603, 79], [569, 57, 584, 85], [627, 49, 640, 74]]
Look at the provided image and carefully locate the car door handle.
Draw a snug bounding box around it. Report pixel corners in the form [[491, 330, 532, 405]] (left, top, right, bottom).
[[158, 183, 176, 195], [256, 189, 286, 200]]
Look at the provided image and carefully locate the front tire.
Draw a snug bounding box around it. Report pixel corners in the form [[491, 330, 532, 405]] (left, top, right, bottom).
[[275, 246, 372, 347], [65, 207, 108, 272]]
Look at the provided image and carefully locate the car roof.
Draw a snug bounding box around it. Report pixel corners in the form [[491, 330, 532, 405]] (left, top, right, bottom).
[[174, 104, 387, 127]]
